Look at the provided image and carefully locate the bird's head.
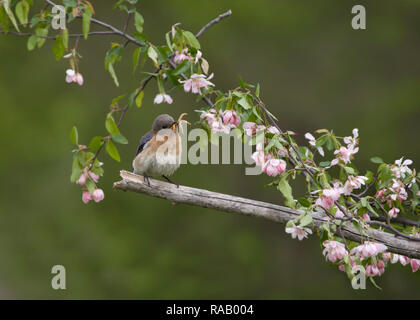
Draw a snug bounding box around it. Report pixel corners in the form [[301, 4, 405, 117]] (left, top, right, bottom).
[[152, 113, 190, 133]]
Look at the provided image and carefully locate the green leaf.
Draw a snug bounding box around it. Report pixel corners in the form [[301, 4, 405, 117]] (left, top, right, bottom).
[[4, 0, 20, 32], [105, 116, 120, 135], [82, 5, 92, 40], [89, 136, 103, 152], [70, 156, 82, 183], [370, 157, 384, 164], [297, 197, 311, 207], [105, 44, 123, 86], [135, 91, 144, 108], [277, 176, 295, 209], [106, 140, 120, 162], [134, 11, 144, 33], [319, 161, 331, 167], [111, 94, 125, 105], [70, 126, 78, 145], [147, 46, 159, 66], [35, 26, 48, 48], [344, 166, 356, 175], [369, 276, 382, 290], [15, 0, 30, 25], [53, 34, 65, 60], [183, 30, 200, 49], [112, 133, 128, 144], [27, 35, 37, 51], [85, 178, 96, 194], [237, 95, 252, 110], [132, 47, 141, 73], [300, 213, 313, 227]]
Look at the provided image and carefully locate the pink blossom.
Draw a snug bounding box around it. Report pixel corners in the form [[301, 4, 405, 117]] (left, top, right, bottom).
[[322, 240, 348, 263], [392, 157, 413, 179], [343, 175, 368, 195], [285, 223, 312, 241], [366, 260, 385, 277], [88, 171, 100, 183], [180, 73, 215, 94], [251, 143, 268, 167], [210, 118, 231, 134], [76, 172, 87, 185], [361, 213, 370, 222], [194, 50, 202, 63], [242, 122, 265, 137], [92, 188, 105, 203], [304, 132, 324, 156], [390, 254, 410, 266], [82, 191, 92, 204], [333, 145, 358, 164], [350, 241, 387, 258], [376, 189, 387, 200], [410, 259, 420, 272], [154, 93, 173, 104], [263, 158, 286, 176], [315, 186, 342, 209], [66, 69, 84, 86], [197, 108, 217, 124], [388, 179, 408, 201], [343, 128, 359, 148], [173, 48, 191, 64], [267, 126, 280, 134], [77, 169, 101, 185], [222, 110, 241, 128], [335, 208, 345, 218], [388, 207, 400, 218], [382, 252, 391, 261]]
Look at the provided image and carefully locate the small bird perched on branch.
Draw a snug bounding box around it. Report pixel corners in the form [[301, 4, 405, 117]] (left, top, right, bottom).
[[132, 113, 189, 186]]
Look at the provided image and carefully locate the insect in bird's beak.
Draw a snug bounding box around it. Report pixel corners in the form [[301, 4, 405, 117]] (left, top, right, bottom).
[[171, 113, 191, 131]]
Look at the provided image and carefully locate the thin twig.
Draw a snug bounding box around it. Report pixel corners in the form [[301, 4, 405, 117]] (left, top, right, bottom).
[[195, 10, 232, 38]]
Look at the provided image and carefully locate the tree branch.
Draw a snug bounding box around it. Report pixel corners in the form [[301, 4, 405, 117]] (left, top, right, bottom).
[[114, 170, 420, 260]]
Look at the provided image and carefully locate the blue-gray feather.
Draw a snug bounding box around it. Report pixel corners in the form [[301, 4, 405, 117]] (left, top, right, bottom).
[[136, 130, 153, 156]]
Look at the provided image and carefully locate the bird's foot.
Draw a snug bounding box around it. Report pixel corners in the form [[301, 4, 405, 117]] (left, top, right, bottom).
[[162, 175, 179, 188], [143, 174, 151, 187]]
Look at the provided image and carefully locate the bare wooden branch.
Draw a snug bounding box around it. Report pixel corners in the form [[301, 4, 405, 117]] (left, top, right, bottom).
[[114, 170, 420, 259]]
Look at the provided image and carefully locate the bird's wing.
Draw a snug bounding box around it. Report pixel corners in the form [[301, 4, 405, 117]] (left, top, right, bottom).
[[135, 130, 154, 156]]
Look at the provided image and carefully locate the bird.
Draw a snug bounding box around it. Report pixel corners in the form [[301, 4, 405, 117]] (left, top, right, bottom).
[[132, 113, 189, 187]]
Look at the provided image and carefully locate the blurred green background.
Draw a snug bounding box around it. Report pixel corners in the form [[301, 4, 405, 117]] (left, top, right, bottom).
[[0, 0, 419, 299]]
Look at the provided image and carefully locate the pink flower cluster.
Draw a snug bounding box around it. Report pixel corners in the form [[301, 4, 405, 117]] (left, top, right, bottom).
[[382, 252, 419, 272], [76, 168, 101, 185], [82, 189, 105, 204], [315, 185, 342, 209], [285, 223, 312, 240], [197, 108, 241, 134], [154, 93, 173, 104], [366, 260, 385, 277], [263, 158, 286, 176], [251, 141, 286, 177], [343, 175, 368, 195], [392, 157, 413, 179], [243, 122, 266, 137], [322, 240, 348, 263], [350, 241, 387, 258], [76, 167, 105, 204], [376, 178, 409, 219], [180, 73, 214, 94], [65, 69, 84, 86], [331, 128, 359, 166], [173, 48, 202, 64]]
